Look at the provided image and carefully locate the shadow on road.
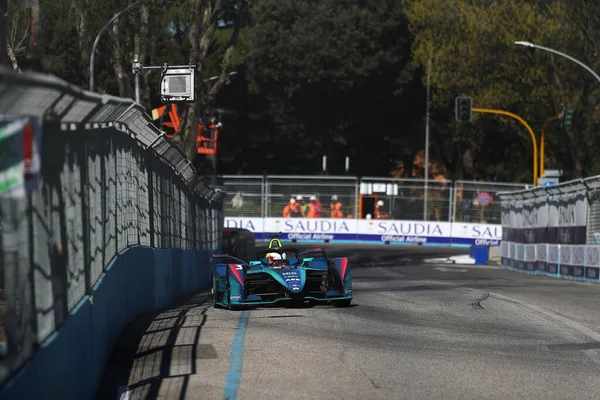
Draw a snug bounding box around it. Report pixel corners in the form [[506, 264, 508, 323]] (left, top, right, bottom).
[[96, 293, 211, 400]]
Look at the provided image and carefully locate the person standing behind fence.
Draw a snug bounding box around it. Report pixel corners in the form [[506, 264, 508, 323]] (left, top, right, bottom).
[[283, 196, 300, 217], [306, 196, 318, 218], [330, 195, 343, 218], [375, 200, 389, 219], [315, 196, 323, 217], [296, 195, 307, 217]]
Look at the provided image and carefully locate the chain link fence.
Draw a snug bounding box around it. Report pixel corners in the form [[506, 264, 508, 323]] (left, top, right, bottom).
[[217, 176, 529, 222], [265, 175, 359, 218], [499, 176, 600, 281], [0, 67, 224, 385], [360, 177, 452, 221], [215, 175, 264, 217], [452, 181, 530, 224]]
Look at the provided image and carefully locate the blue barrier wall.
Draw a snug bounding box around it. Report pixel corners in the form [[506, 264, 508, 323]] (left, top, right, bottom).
[[0, 247, 214, 400]]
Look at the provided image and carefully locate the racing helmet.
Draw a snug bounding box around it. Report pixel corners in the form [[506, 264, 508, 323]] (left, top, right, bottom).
[[267, 251, 286, 267]]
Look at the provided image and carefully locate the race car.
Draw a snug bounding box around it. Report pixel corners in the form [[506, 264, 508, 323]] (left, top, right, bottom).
[[211, 235, 352, 309]]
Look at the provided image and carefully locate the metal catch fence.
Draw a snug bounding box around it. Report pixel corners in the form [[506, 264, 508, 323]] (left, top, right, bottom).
[[452, 181, 529, 224], [216, 175, 264, 217], [0, 67, 224, 385], [217, 175, 529, 222], [265, 175, 358, 218], [498, 176, 600, 281]]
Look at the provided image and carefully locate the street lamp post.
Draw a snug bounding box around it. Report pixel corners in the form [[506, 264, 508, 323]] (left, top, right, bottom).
[[424, 50, 432, 221], [515, 41, 600, 181], [90, 0, 147, 92], [514, 41, 600, 84]]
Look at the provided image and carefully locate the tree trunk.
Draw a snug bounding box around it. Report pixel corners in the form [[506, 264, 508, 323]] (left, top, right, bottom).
[[72, 0, 87, 69], [181, 0, 221, 161], [178, 0, 246, 164], [111, 7, 130, 98], [207, 0, 246, 103], [133, 3, 150, 107]]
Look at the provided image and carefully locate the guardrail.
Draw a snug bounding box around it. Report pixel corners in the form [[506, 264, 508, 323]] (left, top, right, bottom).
[[499, 177, 600, 282], [0, 66, 224, 399]]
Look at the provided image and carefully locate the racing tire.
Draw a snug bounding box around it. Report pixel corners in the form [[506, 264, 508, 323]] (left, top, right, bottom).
[[211, 274, 219, 308], [334, 299, 352, 307]]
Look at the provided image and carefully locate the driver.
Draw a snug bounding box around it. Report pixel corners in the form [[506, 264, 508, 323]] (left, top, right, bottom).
[[266, 252, 286, 268], [266, 252, 289, 268]]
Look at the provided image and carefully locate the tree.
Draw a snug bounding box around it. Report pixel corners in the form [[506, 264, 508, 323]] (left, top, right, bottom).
[[241, 0, 423, 175], [405, 0, 600, 181], [175, 0, 248, 163]]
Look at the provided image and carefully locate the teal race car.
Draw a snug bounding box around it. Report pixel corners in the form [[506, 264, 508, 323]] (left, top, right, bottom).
[[211, 237, 352, 309]]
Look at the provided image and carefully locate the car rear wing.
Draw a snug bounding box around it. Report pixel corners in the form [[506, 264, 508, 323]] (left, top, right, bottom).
[[298, 248, 327, 259]]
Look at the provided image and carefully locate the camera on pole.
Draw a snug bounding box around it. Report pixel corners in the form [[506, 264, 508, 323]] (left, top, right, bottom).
[[455, 97, 473, 122]]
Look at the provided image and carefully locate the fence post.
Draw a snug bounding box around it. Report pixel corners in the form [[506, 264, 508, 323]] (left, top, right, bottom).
[[448, 185, 453, 222], [79, 135, 91, 294], [452, 181, 459, 223], [147, 151, 155, 248]]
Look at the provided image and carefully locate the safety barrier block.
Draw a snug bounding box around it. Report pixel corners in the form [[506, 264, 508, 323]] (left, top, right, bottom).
[[0, 246, 215, 400], [153, 249, 173, 310]]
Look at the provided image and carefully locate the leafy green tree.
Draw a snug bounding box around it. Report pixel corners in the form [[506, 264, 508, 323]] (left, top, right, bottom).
[[405, 0, 600, 181], [243, 0, 424, 175]]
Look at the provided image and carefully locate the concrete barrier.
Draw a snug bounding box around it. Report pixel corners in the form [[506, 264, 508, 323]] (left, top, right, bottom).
[[0, 247, 214, 400]]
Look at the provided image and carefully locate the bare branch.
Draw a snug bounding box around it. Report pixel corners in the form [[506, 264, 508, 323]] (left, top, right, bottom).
[[207, 0, 246, 103]]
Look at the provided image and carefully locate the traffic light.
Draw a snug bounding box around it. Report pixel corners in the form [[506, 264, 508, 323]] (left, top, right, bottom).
[[561, 108, 574, 129], [455, 97, 472, 122]]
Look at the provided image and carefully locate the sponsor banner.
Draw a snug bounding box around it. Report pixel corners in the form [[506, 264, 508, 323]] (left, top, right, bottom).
[[223, 217, 503, 246], [450, 222, 502, 246], [224, 217, 264, 233], [586, 267, 600, 280], [0, 118, 27, 198], [357, 220, 450, 245], [263, 217, 358, 242], [0, 116, 42, 198], [24, 117, 43, 191]]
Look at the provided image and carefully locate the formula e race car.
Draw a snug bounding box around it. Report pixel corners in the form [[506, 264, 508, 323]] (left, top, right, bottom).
[[211, 235, 352, 309]]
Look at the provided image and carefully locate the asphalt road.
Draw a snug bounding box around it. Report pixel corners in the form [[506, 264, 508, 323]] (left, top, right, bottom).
[[98, 244, 600, 400]]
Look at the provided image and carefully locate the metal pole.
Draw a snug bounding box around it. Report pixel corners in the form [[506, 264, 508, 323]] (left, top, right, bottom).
[[90, 0, 144, 92], [212, 155, 217, 186], [472, 107, 538, 186], [133, 54, 141, 103], [424, 50, 432, 221]]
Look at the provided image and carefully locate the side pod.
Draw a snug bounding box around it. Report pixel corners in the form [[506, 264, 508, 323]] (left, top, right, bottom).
[[227, 264, 246, 306]]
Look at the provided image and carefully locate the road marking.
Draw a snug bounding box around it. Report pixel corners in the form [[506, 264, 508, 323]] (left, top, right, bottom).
[[434, 267, 468, 272], [222, 311, 250, 400]]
